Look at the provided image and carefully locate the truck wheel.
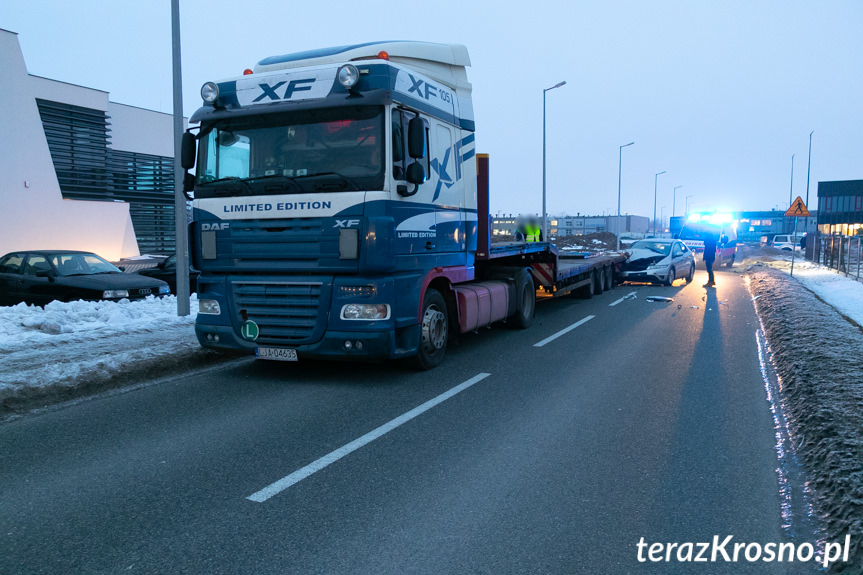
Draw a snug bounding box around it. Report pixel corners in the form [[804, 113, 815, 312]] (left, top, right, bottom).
[[510, 268, 535, 329], [413, 289, 448, 370], [595, 268, 605, 295], [605, 267, 614, 290]]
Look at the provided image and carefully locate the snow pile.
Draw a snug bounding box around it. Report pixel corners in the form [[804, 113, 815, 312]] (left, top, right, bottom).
[[0, 295, 222, 415], [747, 266, 863, 572]]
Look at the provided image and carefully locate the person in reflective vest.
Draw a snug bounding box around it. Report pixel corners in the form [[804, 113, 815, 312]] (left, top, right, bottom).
[[525, 222, 542, 242]]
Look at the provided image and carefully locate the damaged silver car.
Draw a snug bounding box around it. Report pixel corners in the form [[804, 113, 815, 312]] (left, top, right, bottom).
[[619, 239, 696, 286]]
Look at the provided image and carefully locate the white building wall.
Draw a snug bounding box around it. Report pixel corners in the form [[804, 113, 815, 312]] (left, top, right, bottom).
[[0, 29, 177, 261], [0, 29, 138, 261], [109, 102, 179, 156]]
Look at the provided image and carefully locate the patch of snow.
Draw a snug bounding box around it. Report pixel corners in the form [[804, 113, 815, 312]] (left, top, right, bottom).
[[761, 258, 863, 326], [0, 295, 200, 405]]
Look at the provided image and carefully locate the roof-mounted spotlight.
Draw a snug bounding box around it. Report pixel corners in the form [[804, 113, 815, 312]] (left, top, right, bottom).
[[337, 64, 360, 88], [201, 82, 220, 103]]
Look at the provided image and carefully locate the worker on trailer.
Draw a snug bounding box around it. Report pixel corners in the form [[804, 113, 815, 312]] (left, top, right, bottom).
[[516, 215, 542, 242]]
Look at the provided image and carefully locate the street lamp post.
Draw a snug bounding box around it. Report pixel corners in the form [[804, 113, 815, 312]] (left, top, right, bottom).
[[789, 153, 795, 208], [617, 141, 635, 251], [542, 80, 566, 242], [805, 130, 814, 236], [685, 194, 694, 215], [653, 170, 666, 236], [673, 185, 683, 218]]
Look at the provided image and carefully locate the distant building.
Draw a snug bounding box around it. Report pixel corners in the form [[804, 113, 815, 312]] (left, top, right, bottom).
[[490, 213, 649, 239], [817, 179, 863, 236], [736, 211, 817, 242], [0, 28, 183, 261]]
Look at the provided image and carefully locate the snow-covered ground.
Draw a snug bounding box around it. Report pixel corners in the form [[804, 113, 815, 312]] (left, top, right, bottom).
[[2, 251, 862, 416], [0, 295, 206, 413], [755, 255, 863, 326]]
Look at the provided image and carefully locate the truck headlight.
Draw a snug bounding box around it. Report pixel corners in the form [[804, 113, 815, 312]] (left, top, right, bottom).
[[199, 299, 222, 315], [340, 303, 390, 320], [103, 289, 129, 299]]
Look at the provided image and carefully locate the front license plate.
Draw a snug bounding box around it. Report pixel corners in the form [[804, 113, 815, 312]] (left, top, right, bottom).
[[255, 347, 298, 362]]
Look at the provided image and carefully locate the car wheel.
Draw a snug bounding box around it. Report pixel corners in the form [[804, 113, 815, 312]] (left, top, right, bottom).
[[665, 266, 676, 286], [510, 268, 536, 329], [412, 289, 448, 370], [686, 263, 694, 283]]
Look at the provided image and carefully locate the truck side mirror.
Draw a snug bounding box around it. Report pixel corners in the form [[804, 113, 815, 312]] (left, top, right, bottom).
[[181, 132, 197, 170], [408, 117, 425, 159], [406, 161, 426, 185]]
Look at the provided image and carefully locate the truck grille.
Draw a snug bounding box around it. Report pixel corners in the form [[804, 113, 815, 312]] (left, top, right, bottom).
[[232, 281, 326, 345]]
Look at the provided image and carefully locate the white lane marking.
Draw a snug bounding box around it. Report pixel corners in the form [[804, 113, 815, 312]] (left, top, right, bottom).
[[533, 315, 595, 348], [246, 372, 492, 503], [609, 291, 637, 306]]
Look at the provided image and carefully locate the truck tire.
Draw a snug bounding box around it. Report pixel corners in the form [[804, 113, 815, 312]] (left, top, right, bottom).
[[595, 268, 605, 295], [510, 268, 535, 329], [412, 288, 448, 370], [605, 266, 615, 291]]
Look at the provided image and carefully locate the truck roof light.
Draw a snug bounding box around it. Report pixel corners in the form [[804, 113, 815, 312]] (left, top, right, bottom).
[[243, 69, 253, 75], [377, 51, 389, 60], [337, 64, 360, 88], [201, 82, 220, 103]]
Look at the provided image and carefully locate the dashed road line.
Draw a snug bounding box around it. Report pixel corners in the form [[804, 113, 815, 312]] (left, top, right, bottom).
[[609, 291, 637, 307], [246, 372, 492, 503], [533, 315, 595, 348]]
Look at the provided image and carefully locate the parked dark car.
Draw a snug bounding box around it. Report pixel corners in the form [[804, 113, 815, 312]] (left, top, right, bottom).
[[0, 250, 171, 307], [134, 254, 199, 293]]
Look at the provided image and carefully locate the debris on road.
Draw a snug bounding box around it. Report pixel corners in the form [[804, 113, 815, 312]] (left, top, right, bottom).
[[645, 296, 674, 303]]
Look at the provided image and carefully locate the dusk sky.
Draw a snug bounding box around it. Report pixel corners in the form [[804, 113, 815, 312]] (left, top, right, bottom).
[[3, 1, 861, 221]]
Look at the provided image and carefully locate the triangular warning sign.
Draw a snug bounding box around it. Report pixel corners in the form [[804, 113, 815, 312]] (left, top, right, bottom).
[[785, 196, 810, 217]]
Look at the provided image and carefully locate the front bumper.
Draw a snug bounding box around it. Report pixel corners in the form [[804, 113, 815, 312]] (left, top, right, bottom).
[[619, 267, 671, 283]]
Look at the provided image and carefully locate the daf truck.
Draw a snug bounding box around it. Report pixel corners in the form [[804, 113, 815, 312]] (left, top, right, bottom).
[[182, 41, 624, 369]]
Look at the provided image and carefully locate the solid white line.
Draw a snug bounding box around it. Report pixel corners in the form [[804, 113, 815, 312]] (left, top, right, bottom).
[[533, 315, 595, 348], [246, 372, 492, 503], [609, 291, 637, 307]]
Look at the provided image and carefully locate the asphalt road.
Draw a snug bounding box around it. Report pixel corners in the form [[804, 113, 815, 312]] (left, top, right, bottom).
[[0, 267, 816, 574]]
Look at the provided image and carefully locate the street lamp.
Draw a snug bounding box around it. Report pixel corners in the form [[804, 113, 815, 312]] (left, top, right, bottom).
[[672, 185, 683, 218], [653, 170, 666, 236], [542, 80, 566, 242], [617, 141, 635, 250], [685, 194, 694, 215]]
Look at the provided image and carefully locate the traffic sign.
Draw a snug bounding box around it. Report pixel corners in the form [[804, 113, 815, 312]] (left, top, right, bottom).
[[785, 196, 810, 217]]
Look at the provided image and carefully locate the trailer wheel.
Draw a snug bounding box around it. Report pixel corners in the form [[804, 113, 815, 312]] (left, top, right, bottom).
[[412, 288, 448, 370], [580, 271, 596, 299], [510, 268, 535, 329], [605, 266, 615, 290], [595, 268, 605, 295]]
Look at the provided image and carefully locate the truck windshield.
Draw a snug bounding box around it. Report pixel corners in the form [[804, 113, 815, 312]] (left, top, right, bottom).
[[195, 106, 384, 197]]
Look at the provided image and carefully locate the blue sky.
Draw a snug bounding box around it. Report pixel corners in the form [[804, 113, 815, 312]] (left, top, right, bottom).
[[3, 0, 861, 221]]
